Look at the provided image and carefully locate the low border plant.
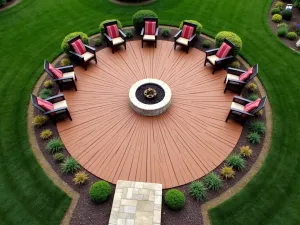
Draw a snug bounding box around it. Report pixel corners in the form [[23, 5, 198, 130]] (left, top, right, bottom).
[[164, 189, 185, 210], [203, 172, 222, 191]]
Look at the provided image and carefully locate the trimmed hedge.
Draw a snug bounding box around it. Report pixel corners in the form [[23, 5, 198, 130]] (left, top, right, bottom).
[[132, 10, 158, 32], [89, 181, 112, 203], [179, 20, 203, 35], [215, 31, 242, 56], [61, 32, 89, 53], [164, 189, 185, 210], [99, 19, 122, 34]]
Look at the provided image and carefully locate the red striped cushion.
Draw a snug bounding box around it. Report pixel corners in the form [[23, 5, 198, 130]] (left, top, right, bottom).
[[244, 98, 261, 113], [71, 39, 86, 55], [181, 25, 194, 39], [37, 97, 54, 111], [49, 63, 63, 79], [239, 67, 254, 81], [107, 24, 120, 39], [145, 21, 156, 35], [216, 42, 232, 58]]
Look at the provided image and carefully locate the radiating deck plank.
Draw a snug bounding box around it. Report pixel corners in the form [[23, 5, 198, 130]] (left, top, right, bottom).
[[57, 40, 243, 189]]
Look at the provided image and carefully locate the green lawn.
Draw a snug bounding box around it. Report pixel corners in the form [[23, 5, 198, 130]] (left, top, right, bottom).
[[0, 0, 299, 224]]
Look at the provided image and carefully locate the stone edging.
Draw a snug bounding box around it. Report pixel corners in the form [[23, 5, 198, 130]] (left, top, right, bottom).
[[109, 0, 156, 6], [27, 27, 272, 225], [27, 53, 79, 225], [201, 57, 272, 225]]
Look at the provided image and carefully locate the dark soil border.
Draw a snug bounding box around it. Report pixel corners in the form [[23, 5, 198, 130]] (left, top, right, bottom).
[[29, 28, 270, 225], [268, 1, 300, 52], [109, 0, 156, 6], [0, 0, 20, 12]]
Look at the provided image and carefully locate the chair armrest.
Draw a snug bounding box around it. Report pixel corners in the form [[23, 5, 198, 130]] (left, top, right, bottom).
[[57, 65, 74, 73], [215, 55, 233, 64], [227, 67, 245, 75], [45, 94, 65, 103], [104, 33, 112, 42], [233, 96, 252, 105], [140, 27, 144, 36], [188, 33, 197, 42], [69, 51, 84, 60], [155, 28, 159, 36], [174, 30, 182, 40], [205, 48, 218, 56], [119, 29, 127, 39], [85, 45, 96, 54]]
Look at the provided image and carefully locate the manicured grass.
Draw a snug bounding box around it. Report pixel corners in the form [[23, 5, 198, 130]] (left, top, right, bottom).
[[0, 0, 299, 224]]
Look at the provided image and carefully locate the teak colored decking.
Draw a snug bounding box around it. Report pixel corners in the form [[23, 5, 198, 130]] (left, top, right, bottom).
[[57, 41, 242, 189]]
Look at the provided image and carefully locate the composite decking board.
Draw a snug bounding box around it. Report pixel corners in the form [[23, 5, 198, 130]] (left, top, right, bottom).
[[56, 40, 243, 188]]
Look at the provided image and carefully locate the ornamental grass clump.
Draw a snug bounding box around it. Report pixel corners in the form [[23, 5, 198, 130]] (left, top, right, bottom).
[[246, 82, 257, 92], [271, 7, 281, 15], [287, 32, 297, 40], [179, 20, 203, 35], [226, 154, 245, 170], [272, 14, 282, 23], [43, 80, 53, 89], [161, 28, 171, 38], [229, 61, 241, 69], [46, 138, 64, 153], [61, 157, 80, 174], [73, 171, 89, 185], [274, 1, 284, 10], [33, 115, 48, 127], [189, 181, 207, 201], [203, 172, 222, 191], [277, 26, 288, 37], [250, 120, 266, 135], [202, 40, 211, 48], [215, 31, 242, 56], [221, 166, 235, 179], [164, 189, 185, 210], [60, 58, 71, 66], [248, 94, 259, 101], [240, 146, 253, 158], [40, 129, 53, 140], [89, 181, 112, 203], [53, 152, 65, 162], [39, 88, 52, 99], [248, 132, 261, 144]]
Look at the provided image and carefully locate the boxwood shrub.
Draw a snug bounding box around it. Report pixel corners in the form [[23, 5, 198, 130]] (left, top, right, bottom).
[[99, 19, 122, 34], [61, 32, 89, 53], [89, 181, 112, 203], [287, 32, 297, 40], [281, 9, 293, 20], [132, 10, 158, 32], [215, 31, 242, 56], [272, 14, 283, 23], [164, 189, 185, 210], [271, 7, 281, 15], [179, 20, 203, 35]]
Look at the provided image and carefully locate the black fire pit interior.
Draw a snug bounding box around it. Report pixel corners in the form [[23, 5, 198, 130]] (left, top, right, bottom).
[[136, 83, 165, 104]]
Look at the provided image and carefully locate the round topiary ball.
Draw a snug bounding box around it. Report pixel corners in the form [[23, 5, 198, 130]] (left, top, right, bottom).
[[272, 14, 282, 23], [99, 19, 122, 34], [164, 189, 185, 210], [61, 32, 89, 54], [132, 10, 158, 32], [89, 181, 112, 203], [281, 9, 292, 21], [215, 31, 243, 56], [179, 20, 203, 35]]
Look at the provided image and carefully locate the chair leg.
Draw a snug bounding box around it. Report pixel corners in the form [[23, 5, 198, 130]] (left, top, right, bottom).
[[174, 43, 177, 50], [73, 81, 77, 91], [186, 46, 189, 54], [223, 76, 227, 84], [225, 111, 231, 122], [142, 40, 143, 48], [67, 110, 72, 121], [224, 87, 227, 93], [212, 66, 216, 74], [74, 74, 77, 81], [124, 42, 126, 50], [94, 56, 98, 64], [204, 58, 207, 66]]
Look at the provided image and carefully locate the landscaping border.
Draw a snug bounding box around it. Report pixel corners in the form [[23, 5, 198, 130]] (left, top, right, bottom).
[[109, 0, 156, 6], [27, 27, 272, 225], [0, 0, 21, 12]]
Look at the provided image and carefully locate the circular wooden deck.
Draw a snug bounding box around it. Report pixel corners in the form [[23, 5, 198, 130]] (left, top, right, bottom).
[[57, 40, 243, 189]]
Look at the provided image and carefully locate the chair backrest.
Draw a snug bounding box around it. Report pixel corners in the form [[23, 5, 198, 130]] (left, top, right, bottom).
[[222, 39, 236, 56], [144, 17, 158, 28], [252, 96, 267, 114], [44, 60, 56, 80], [31, 94, 46, 113], [67, 35, 82, 52], [246, 64, 259, 82], [182, 21, 197, 35], [103, 20, 119, 34]]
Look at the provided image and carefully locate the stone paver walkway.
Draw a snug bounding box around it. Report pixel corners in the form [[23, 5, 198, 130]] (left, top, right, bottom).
[[109, 180, 162, 225]]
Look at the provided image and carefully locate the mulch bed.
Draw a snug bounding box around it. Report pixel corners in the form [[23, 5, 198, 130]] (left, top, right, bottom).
[[0, 0, 18, 11], [268, 1, 300, 52], [33, 28, 266, 225]]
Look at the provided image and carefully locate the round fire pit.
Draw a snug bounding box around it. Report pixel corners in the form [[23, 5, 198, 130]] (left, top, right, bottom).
[[129, 79, 172, 116]]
